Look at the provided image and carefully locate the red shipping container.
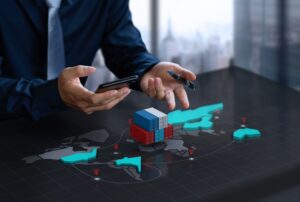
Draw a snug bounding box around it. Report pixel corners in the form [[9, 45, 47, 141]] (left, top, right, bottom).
[[164, 124, 174, 139], [130, 121, 154, 145]]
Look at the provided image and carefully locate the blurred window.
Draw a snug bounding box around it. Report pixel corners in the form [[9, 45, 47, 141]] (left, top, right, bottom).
[[130, 0, 151, 49], [159, 0, 233, 74], [130, 0, 234, 74]]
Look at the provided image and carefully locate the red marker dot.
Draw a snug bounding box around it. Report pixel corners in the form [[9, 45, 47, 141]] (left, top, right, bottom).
[[93, 168, 100, 176], [188, 148, 194, 156], [241, 117, 247, 124], [114, 144, 119, 150]]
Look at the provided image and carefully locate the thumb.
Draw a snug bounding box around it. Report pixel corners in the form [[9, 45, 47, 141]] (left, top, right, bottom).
[[174, 66, 196, 81], [64, 66, 96, 79], [181, 69, 197, 81]]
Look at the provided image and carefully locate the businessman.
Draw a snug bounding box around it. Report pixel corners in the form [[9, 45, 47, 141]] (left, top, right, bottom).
[[0, 0, 196, 120]]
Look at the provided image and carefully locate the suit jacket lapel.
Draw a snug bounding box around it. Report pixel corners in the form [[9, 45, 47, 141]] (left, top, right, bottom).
[[17, 0, 47, 36]]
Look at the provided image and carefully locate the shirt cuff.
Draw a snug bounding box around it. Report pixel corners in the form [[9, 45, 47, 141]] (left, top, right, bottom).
[[31, 79, 67, 120]]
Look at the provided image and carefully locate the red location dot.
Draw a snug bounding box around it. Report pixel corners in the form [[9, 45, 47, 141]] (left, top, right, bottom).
[[241, 117, 247, 124], [188, 148, 194, 156], [93, 168, 100, 176], [113, 144, 119, 151]]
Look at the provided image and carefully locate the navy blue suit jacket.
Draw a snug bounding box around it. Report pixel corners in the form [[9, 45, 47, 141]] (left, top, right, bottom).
[[0, 0, 159, 120]]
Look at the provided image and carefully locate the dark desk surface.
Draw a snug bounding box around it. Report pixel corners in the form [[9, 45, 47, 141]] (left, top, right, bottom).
[[1, 67, 300, 202]]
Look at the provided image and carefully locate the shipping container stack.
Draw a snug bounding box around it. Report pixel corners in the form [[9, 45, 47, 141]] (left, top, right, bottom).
[[130, 108, 173, 145]]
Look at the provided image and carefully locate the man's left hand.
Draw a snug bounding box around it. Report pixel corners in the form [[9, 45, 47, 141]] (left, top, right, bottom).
[[140, 62, 197, 110]]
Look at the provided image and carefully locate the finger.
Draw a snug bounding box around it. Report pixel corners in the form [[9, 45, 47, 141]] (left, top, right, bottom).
[[85, 91, 129, 113], [165, 89, 176, 110], [100, 88, 130, 105], [64, 65, 96, 79], [174, 86, 189, 109], [85, 87, 130, 110], [81, 89, 116, 105], [154, 77, 165, 100], [104, 93, 129, 109], [148, 78, 156, 98], [88, 87, 130, 105]]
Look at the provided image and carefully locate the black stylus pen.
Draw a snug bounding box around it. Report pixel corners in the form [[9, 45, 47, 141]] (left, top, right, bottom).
[[167, 70, 197, 91]]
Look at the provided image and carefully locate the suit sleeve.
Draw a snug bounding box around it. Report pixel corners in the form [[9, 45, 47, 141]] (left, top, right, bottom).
[[101, 0, 160, 89], [0, 57, 66, 121]]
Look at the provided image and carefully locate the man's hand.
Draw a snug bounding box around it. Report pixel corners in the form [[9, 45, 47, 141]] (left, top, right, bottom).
[[58, 65, 131, 114], [140, 62, 196, 110]]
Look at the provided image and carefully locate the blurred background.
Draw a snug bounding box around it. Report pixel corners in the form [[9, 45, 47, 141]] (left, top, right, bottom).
[[130, 0, 233, 74], [86, 0, 300, 92], [235, 0, 300, 91]]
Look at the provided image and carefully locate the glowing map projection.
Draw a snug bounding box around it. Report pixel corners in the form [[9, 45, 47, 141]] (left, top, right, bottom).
[[21, 102, 262, 184], [233, 128, 261, 141], [60, 148, 97, 164], [22, 129, 108, 164], [115, 156, 142, 173], [168, 103, 223, 130]]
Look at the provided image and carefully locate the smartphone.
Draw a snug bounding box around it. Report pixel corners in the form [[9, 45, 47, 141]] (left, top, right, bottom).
[[96, 75, 139, 93]]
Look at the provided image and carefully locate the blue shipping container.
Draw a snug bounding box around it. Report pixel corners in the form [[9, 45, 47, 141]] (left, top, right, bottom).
[[133, 110, 159, 131]]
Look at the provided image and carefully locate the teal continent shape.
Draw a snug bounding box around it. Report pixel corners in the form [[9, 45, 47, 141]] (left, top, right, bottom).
[[168, 103, 223, 131], [115, 156, 142, 173], [60, 148, 97, 164], [233, 128, 261, 141]]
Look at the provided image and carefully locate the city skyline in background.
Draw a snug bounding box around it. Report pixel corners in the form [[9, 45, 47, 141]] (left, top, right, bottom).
[[130, 0, 234, 74]]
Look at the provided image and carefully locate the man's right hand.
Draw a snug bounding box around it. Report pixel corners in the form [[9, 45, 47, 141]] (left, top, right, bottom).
[[58, 65, 131, 115]]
